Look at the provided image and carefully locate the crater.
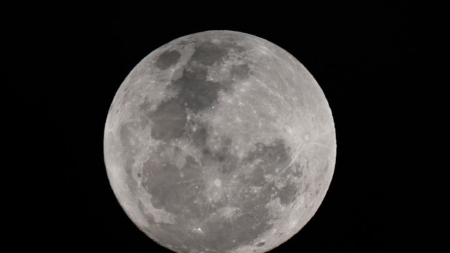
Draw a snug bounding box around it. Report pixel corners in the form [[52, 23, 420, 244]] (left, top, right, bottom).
[[256, 242, 265, 247], [304, 134, 310, 141]]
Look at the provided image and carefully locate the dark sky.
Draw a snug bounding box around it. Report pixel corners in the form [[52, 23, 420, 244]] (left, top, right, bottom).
[[29, 1, 426, 252]]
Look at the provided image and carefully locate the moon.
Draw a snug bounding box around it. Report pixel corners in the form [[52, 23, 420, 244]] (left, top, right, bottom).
[[104, 30, 336, 253]]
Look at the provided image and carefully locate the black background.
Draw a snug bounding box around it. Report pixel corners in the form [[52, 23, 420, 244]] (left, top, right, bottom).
[[34, 1, 425, 252]]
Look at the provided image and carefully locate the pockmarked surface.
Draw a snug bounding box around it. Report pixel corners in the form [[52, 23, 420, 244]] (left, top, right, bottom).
[[104, 30, 336, 253]]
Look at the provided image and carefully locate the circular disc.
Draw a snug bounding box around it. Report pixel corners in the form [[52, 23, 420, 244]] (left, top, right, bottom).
[[104, 30, 336, 253]]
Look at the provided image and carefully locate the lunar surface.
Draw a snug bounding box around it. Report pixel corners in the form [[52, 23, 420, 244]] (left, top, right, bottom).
[[104, 30, 336, 253]]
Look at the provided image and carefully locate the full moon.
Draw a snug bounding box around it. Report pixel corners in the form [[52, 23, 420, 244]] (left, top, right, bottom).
[[104, 30, 336, 253]]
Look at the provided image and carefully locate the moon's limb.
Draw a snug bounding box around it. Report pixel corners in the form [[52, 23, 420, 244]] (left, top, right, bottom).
[[104, 30, 336, 253]]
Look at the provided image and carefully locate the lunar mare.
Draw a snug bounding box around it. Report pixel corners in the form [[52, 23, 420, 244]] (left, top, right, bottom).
[[104, 30, 336, 253]]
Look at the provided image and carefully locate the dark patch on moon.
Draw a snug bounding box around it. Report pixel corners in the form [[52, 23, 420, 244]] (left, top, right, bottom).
[[187, 121, 234, 169], [119, 122, 135, 148], [138, 97, 152, 112], [148, 100, 187, 141], [244, 139, 291, 169], [323, 160, 329, 173], [278, 182, 299, 205], [155, 50, 181, 70], [203, 136, 237, 175], [191, 123, 208, 148], [230, 63, 251, 80], [188, 41, 230, 66], [171, 67, 222, 113], [256, 242, 265, 247]]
